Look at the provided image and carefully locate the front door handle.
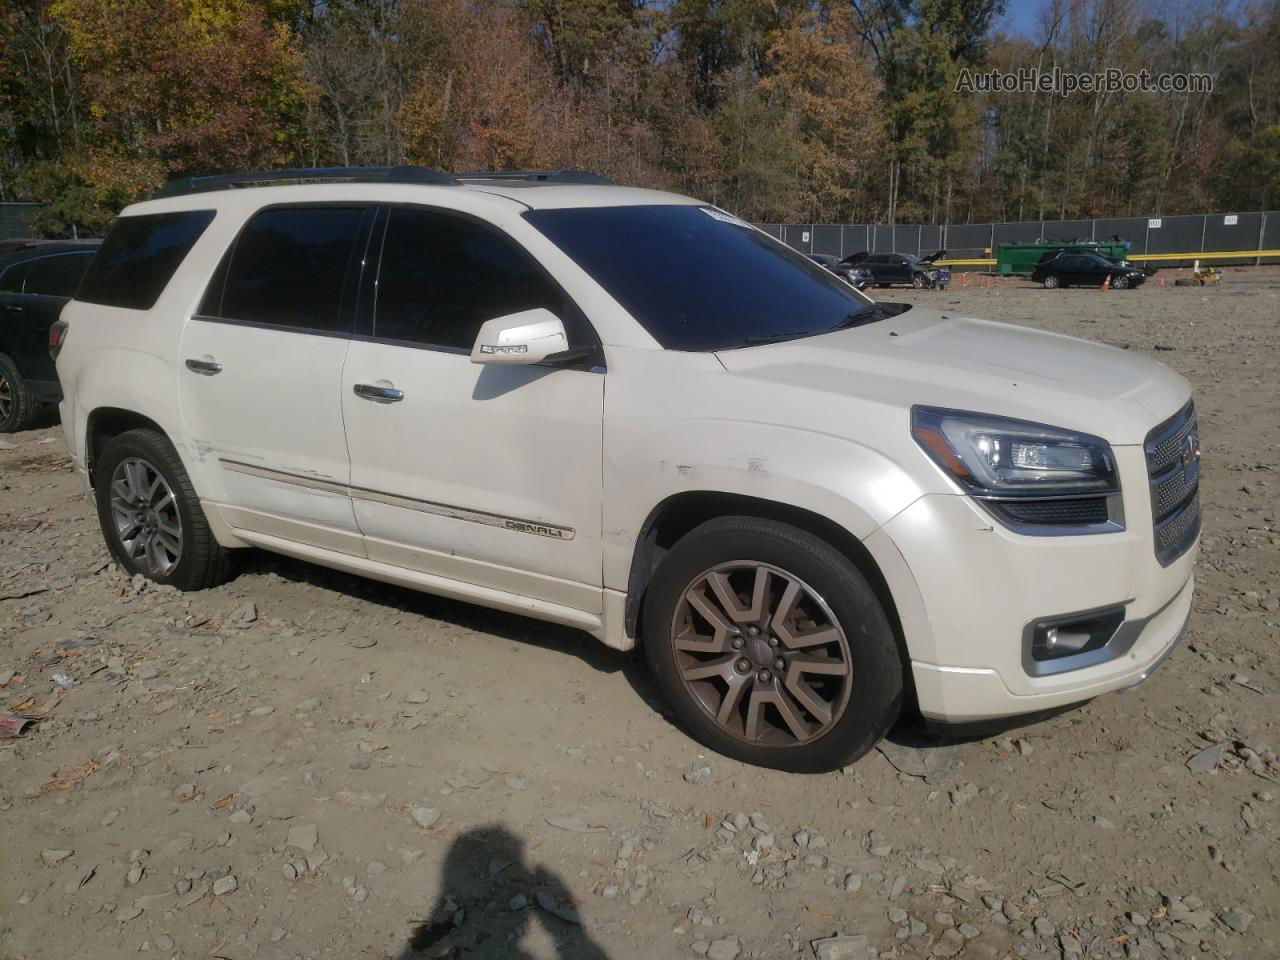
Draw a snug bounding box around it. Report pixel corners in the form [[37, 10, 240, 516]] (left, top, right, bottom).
[[4, 304, 22, 313], [353, 383, 404, 403], [185, 358, 223, 376]]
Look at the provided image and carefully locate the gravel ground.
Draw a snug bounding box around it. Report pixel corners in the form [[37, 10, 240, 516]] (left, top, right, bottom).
[[1, 266, 1277, 960]]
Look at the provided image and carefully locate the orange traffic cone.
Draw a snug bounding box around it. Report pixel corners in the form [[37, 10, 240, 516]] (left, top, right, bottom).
[[960, 272, 969, 287], [1158, 274, 1165, 288], [1100, 274, 1111, 292]]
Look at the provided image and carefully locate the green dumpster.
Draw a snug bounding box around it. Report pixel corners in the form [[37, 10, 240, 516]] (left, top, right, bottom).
[[997, 241, 1130, 275]]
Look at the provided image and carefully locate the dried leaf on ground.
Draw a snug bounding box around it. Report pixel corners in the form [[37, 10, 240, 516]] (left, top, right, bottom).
[[43, 759, 101, 792]]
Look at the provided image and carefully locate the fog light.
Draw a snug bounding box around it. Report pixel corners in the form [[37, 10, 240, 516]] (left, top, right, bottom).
[[1041, 626, 1060, 654], [1031, 607, 1125, 661]]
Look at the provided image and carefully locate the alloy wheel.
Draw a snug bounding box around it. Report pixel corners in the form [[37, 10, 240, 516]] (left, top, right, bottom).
[[109, 457, 183, 576], [670, 561, 853, 747], [0, 371, 11, 421]]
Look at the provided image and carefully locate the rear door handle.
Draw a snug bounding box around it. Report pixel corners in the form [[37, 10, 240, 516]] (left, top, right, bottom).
[[353, 383, 404, 403], [185, 358, 222, 376]]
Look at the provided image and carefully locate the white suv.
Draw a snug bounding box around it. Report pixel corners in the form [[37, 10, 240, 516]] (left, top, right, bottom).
[[54, 167, 1200, 772]]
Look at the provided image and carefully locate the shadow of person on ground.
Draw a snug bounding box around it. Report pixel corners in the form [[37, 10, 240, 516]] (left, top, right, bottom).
[[394, 825, 610, 960]]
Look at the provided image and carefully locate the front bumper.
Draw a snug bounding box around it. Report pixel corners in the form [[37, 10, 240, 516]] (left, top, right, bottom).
[[864, 442, 1198, 723], [910, 573, 1191, 722]]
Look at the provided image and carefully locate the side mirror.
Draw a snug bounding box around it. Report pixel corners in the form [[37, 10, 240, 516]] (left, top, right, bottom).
[[470, 308, 569, 366]]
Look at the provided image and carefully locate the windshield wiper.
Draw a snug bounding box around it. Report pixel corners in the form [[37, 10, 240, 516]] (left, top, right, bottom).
[[831, 304, 904, 330], [737, 304, 907, 348], [741, 331, 810, 346]]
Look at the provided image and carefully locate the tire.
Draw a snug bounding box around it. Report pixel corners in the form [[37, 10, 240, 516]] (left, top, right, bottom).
[[1043, 274, 1060, 289], [1112, 275, 1129, 290], [94, 428, 231, 591], [0, 352, 40, 433], [642, 516, 902, 773], [912, 274, 925, 289]]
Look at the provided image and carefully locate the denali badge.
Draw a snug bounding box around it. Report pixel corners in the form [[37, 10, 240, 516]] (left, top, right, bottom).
[[1180, 432, 1200, 468], [504, 519, 574, 539], [479, 343, 528, 355]]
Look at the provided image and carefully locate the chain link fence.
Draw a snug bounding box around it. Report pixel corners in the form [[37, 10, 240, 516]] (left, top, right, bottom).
[[0, 203, 44, 241], [758, 211, 1280, 269]]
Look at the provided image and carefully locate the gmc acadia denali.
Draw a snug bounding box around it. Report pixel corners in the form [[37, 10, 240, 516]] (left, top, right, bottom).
[[53, 167, 1200, 772]]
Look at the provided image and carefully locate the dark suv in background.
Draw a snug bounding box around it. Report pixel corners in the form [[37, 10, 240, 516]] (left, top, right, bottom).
[[841, 251, 950, 289], [0, 240, 99, 431]]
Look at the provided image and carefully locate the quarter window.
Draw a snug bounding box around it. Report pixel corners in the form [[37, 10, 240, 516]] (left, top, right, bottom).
[[77, 211, 215, 310], [202, 206, 368, 334], [24, 252, 95, 298], [373, 207, 564, 350]]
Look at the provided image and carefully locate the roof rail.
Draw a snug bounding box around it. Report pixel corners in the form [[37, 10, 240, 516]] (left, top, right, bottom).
[[151, 165, 455, 199], [453, 169, 616, 185]]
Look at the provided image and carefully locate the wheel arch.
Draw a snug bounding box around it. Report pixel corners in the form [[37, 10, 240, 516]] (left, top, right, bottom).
[[624, 491, 909, 681], [84, 407, 169, 486]]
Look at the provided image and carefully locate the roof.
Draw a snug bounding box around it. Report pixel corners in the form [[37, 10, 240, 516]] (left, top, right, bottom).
[[123, 182, 699, 220], [0, 239, 101, 263], [127, 166, 699, 217]]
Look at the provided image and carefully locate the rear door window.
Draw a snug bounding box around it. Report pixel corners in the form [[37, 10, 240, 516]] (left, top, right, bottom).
[[77, 211, 215, 309], [372, 206, 572, 350], [24, 252, 95, 298], [201, 205, 369, 335]]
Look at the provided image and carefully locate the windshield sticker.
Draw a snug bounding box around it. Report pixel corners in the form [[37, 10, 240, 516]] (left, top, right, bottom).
[[700, 207, 751, 229]]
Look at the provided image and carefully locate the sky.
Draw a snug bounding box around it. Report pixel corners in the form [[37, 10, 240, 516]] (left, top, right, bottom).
[[998, 0, 1047, 38]]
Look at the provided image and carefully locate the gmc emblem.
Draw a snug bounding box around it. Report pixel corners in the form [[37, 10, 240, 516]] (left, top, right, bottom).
[[1181, 432, 1200, 468]]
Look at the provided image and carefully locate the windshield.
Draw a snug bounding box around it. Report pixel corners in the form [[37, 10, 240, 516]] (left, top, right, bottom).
[[523, 205, 878, 351]]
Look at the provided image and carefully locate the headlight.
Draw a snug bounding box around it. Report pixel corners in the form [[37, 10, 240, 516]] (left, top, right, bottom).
[[912, 406, 1117, 495]]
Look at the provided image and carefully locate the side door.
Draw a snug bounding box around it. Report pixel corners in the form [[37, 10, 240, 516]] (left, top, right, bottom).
[[341, 205, 605, 614], [887, 255, 912, 284], [17, 251, 95, 384], [178, 204, 375, 555], [1055, 255, 1083, 285], [864, 255, 888, 284]]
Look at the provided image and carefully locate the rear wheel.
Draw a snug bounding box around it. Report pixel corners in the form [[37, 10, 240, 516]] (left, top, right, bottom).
[[0, 353, 39, 433], [643, 516, 902, 772], [94, 428, 231, 590], [1043, 274, 1060, 289]]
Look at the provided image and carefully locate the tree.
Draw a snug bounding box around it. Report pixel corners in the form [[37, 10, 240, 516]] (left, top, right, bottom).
[[24, 0, 305, 230]]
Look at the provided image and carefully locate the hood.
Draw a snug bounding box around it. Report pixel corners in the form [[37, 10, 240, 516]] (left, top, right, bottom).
[[714, 307, 1189, 445], [920, 249, 946, 263], [840, 251, 868, 266]]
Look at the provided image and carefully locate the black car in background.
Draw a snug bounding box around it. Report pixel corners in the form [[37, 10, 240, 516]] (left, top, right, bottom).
[[1030, 249, 1148, 290], [0, 240, 100, 431], [841, 250, 950, 289], [807, 253, 873, 290]]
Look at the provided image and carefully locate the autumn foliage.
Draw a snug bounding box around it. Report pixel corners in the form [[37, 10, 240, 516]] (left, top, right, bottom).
[[1, 0, 1278, 236]]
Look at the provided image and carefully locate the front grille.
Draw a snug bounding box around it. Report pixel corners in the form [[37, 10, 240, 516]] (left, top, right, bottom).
[[988, 497, 1110, 526], [1145, 402, 1200, 565]]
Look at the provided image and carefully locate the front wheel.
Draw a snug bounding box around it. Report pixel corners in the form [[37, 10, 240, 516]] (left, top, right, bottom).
[[94, 428, 231, 590], [912, 274, 925, 289], [1112, 274, 1129, 290], [642, 516, 902, 772]]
